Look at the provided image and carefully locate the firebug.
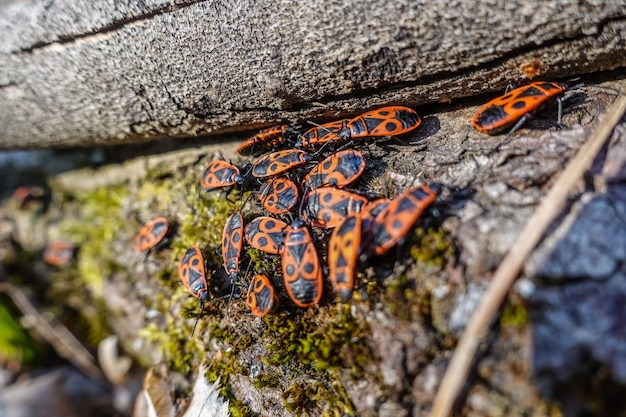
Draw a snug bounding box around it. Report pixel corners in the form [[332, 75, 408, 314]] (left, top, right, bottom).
[[222, 211, 245, 282], [368, 184, 440, 255], [134, 217, 169, 252], [178, 246, 210, 303], [237, 125, 289, 156], [244, 216, 289, 255], [302, 149, 366, 190], [251, 150, 313, 178], [178, 245, 212, 336], [282, 219, 323, 307], [258, 178, 299, 215], [301, 188, 369, 229], [43, 241, 76, 266], [328, 212, 362, 300], [200, 159, 246, 191], [245, 274, 279, 317], [298, 106, 421, 148], [472, 81, 567, 134]]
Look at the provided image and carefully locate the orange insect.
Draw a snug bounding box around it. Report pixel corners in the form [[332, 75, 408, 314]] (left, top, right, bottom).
[[302, 149, 366, 190], [258, 178, 299, 215], [368, 184, 440, 255], [298, 106, 421, 148], [200, 159, 246, 191], [296, 120, 348, 149], [237, 125, 300, 156], [472, 81, 567, 135], [282, 219, 323, 307], [328, 212, 362, 300], [134, 217, 169, 252], [251, 149, 313, 178], [245, 216, 289, 255], [301, 188, 369, 229], [12, 186, 45, 208], [222, 212, 244, 281], [245, 274, 279, 317], [178, 245, 212, 336], [237, 125, 289, 156], [43, 241, 76, 266], [178, 246, 210, 303]]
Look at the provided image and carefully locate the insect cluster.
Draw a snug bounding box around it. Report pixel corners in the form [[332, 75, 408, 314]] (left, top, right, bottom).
[[131, 81, 573, 324], [172, 105, 440, 321]]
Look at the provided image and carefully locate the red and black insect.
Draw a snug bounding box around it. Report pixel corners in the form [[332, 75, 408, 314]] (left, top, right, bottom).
[[134, 217, 169, 252], [282, 219, 323, 307], [296, 120, 348, 149], [245, 274, 279, 317], [368, 184, 439, 255], [298, 106, 421, 148], [178, 246, 212, 336], [222, 211, 244, 281], [251, 149, 313, 178], [43, 241, 76, 266], [258, 178, 299, 215], [472, 81, 567, 135], [179, 246, 210, 303], [328, 212, 362, 301], [346, 106, 421, 139], [302, 149, 366, 190], [245, 216, 289, 255], [301, 188, 369, 229], [360, 198, 391, 235], [200, 159, 246, 191], [237, 125, 300, 156], [12, 186, 45, 208]]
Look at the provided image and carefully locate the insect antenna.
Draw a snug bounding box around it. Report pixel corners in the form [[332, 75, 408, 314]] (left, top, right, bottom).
[[189, 300, 204, 339]]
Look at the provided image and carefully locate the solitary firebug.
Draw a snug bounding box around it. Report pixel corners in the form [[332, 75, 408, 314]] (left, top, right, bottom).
[[245, 216, 289, 255], [245, 274, 279, 317], [472, 81, 568, 134], [134, 217, 169, 252], [328, 212, 362, 300], [302, 149, 366, 190], [282, 219, 323, 307], [43, 241, 76, 266]]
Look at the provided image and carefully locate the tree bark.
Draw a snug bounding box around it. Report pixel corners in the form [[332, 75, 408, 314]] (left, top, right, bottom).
[[0, 0, 625, 149]]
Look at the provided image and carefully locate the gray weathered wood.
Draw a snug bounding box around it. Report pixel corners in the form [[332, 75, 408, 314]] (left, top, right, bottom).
[[0, 0, 625, 149]]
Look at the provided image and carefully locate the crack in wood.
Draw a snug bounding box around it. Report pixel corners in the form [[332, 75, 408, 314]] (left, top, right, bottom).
[[15, 0, 211, 54]]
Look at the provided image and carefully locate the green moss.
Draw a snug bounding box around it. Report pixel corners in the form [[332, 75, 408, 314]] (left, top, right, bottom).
[[0, 302, 42, 365], [170, 184, 235, 267], [500, 302, 530, 327], [139, 316, 205, 373], [410, 227, 455, 268], [283, 377, 356, 416], [252, 371, 282, 389], [246, 247, 281, 274], [263, 305, 369, 373], [62, 185, 128, 295]]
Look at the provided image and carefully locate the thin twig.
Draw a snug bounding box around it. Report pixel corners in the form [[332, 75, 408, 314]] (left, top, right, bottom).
[[430, 94, 626, 417], [0, 276, 104, 380]]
